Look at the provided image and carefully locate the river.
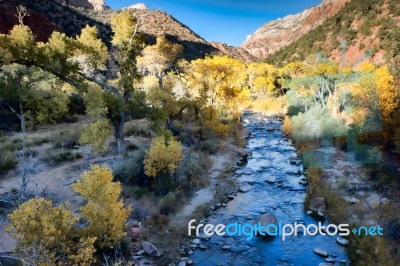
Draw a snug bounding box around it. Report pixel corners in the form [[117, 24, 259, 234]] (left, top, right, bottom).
[[189, 111, 347, 266]]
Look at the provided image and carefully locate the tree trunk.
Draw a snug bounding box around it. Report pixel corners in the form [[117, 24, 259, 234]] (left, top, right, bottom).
[[158, 74, 170, 129], [111, 112, 126, 154], [19, 100, 26, 133]]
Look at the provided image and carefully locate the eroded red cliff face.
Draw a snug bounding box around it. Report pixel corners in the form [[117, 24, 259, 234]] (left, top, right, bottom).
[[242, 0, 350, 59]]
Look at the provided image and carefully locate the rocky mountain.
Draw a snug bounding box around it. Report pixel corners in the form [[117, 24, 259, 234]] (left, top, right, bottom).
[[264, 0, 400, 74], [55, 0, 108, 11], [242, 0, 350, 59], [0, 0, 253, 62]]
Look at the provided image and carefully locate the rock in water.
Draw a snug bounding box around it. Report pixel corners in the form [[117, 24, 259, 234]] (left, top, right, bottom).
[[336, 237, 349, 246], [239, 183, 253, 193], [142, 241, 162, 257], [313, 247, 329, 257], [349, 197, 359, 204], [252, 213, 279, 235]]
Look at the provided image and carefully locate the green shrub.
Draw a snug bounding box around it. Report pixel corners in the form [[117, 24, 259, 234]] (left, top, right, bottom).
[[0, 140, 19, 174], [123, 186, 149, 200], [158, 194, 178, 215], [195, 139, 219, 154], [124, 121, 151, 137], [113, 149, 145, 183], [50, 151, 82, 164], [177, 153, 207, 189], [0, 151, 16, 174], [51, 128, 83, 150]]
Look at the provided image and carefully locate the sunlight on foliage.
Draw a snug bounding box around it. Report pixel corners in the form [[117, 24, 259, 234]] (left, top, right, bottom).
[[73, 164, 131, 248]]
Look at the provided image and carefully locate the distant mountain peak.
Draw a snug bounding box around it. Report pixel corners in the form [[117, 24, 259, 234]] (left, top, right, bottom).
[[121, 3, 147, 10], [55, 0, 108, 10]]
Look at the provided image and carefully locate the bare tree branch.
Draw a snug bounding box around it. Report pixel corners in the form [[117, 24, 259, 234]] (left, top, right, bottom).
[[15, 5, 30, 26]]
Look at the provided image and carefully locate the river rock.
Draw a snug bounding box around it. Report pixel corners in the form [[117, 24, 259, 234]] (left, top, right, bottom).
[[137, 250, 145, 256], [239, 183, 253, 193], [199, 245, 207, 250], [299, 178, 308, 185], [229, 245, 247, 253], [350, 197, 359, 204], [265, 177, 277, 184], [336, 237, 349, 246], [178, 261, 187, 266], [192, 238, 200, 244], [309, 197, 326, 212], [252, 213, 279, 235], [142, 241, 162, 257], [324, 258, 336, 263], [313, 247, 329, 257], [222, 245, 230, 251], [289, 157, 302, 165], [236, 147, 249, 158], [198, 233, 210, 240], [380, 197, 389, 205]]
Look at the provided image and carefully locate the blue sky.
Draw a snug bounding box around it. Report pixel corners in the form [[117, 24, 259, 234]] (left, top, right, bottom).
[[106, 0, 322, 46]]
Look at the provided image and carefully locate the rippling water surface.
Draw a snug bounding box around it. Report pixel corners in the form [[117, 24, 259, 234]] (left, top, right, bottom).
[[190, 111, 347, 266]]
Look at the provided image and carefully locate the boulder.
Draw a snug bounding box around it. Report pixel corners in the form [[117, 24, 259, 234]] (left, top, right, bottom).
[[239, 183, 253, 193], [350, 197, 359, 204], [380, 198, 389, 205], [142, 241, 162, 257], [222, 245, 230, 251], [130, 222, 143, 242], [236, 147, 249, 158], [289, 157, 302, 165], [336, 237, 349, 246], [192, 238, 200, 244], [299, 178, 308, 185], [313, 247, 329, 257], [309, 197, 326, 212], [252, 213, 279, 235]]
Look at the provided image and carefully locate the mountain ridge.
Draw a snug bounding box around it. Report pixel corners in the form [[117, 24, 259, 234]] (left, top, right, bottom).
[[0, 0, 253, 62], [242, 0, 350, 59]]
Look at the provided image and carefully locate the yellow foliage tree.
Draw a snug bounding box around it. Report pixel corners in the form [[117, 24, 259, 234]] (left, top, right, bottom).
[[186, 56, 248, 117], [144, 135, 183, 178], [73, 164, 131, 248], [247, 62, 278, 95], [7, 198, 96, 265], [376, 66, 398, 123], [80, 119, 112, 153]]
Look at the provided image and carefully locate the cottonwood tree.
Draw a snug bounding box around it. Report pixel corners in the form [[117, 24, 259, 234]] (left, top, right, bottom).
[[144, 135, 183, 192], [0, 65, 69, 133], [0, 11, 146, 154], [6, 197, 96, 265], [7, 165, 131, 264], [186, 56, 249, 120], [137, 36, 183, 128], [247, 62, 279, 96], [73, 164, 131, 248]]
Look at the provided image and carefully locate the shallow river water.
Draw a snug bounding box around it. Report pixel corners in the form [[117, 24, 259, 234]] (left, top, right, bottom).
[[189, 111, 348, 266]]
